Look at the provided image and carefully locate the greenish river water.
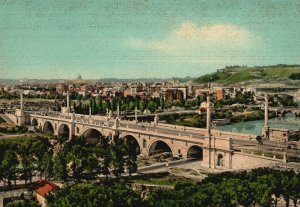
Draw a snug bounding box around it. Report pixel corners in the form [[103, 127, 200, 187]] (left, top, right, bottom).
[[214, 113, 300, 135]]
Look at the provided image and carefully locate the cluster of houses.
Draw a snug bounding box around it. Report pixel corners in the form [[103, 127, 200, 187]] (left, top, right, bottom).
[[1, 79, 299, 107]]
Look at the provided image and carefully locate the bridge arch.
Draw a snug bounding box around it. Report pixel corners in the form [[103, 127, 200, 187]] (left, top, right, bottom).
[[281, 110, 293, 117], [31, 118, 38, 126], [58, 123, 70, 138], [149, 140, 173, 157], [187, 145, 203, 160], [81, 128, 103, 144], [122, 134, 141, 155], [43, 121, 54, 134]]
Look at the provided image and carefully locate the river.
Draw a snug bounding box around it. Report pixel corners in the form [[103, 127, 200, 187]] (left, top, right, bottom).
[[214, 113, 300, 135]]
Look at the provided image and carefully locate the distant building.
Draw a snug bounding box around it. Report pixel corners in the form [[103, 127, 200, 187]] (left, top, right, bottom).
[[216, 87, 224, 100], [56, 84, 65, 94], [165, 89, 184, 101]]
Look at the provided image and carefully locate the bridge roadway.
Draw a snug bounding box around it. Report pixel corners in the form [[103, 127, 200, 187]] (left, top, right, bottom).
[[232, 139, 300, 158], [30, 111, 258, 142], [123, 109, 197, 118], [31, 112, 207, 144]]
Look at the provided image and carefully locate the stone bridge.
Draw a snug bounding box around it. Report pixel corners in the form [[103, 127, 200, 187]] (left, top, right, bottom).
[[26, 111, 239, 170], [268, 107, 300, 117], [4, 93, 290, 171]]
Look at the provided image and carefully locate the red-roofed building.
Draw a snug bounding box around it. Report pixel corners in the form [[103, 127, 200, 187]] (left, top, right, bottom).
[[35, 179, 58, 207]]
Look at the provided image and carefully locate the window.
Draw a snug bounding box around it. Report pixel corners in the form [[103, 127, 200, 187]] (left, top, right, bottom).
[[217, 154, 224, 167]]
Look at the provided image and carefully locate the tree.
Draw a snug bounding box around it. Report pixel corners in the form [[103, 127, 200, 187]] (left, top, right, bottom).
[[67, 144, 88, 181], [44, 153, 54, 180], [281, 170, 294, 207], [147, 100, 156, 113], [290, 172, 300, 207], [111, 137, 126, 179], [97, 136, 112, 180], [31, 137, 53, 178], [53, 151, 68, 181], [46, 183, 143, 207], [139, 99, 146, 112], [84, 151, 100, 180], [18, 143, 35, 185], [125, 138, 138, 177], [1, 150, 18, 186], [6, 199, 40, 207]]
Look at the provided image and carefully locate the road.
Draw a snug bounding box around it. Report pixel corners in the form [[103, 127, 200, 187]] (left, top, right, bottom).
[[232, 139, 300, 158], [137, 158, 201, 173]]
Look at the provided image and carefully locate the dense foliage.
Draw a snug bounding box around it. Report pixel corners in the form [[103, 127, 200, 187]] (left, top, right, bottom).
[[5, 198, 40, 207], [213, 91, 255, 107], [43, 168, 300, 207], [289, 73, 300, 80], [194, 64, 300, 85], [0, 125, 28, 134], [46, 183, 144, 207], [0, 135, 138, 186], [147, 168, 300, 207], [52, 136, 138, 181], [72, 95, 206, 115], [269, 95, 298, 107], [0, 136, 53, 186]]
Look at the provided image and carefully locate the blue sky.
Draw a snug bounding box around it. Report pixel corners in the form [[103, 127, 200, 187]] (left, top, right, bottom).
[[0, 0, 299, 79]]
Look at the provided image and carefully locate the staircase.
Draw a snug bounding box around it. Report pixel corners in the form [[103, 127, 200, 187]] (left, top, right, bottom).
[[0, 114, 15, 124]]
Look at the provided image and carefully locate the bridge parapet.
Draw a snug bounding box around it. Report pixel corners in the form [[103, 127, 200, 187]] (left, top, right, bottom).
[[119, 126, 206, 143], [211, 130, 257, 140]]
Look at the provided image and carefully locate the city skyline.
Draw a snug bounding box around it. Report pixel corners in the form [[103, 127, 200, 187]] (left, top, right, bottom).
[[0, 0, 300, 79]]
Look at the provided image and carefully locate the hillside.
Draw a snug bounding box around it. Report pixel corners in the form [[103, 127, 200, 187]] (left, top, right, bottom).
[[194, 64, 300, 85]]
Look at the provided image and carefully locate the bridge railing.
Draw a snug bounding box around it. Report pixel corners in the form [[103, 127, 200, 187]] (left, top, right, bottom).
[[211, 129, 257, 140], [119, 122, 205, 140]]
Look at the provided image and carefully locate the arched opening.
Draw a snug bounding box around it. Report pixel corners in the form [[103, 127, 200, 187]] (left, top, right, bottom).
[[58, 124, 70, 138], [43, 121, 54, 134], [81, 128, 102, 144], [123, 135, 140, 155], [149, 141, 172, 157], [31, 118, 38, 126], [187, 145, 203, 160], [282, 111, 293, 117], [217, 154, 224, 166]]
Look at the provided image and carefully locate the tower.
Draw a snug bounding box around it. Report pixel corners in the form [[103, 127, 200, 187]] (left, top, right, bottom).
[[67, 90, 70, 109], [15, 90, 25, 126], [263, 94, 270, 139], [89, 106, 92, 124], [202, 95, 214, 169], [154, 113, 159, 125], [61, 91, 71, 114], [135, 107, 138, 123], [264, 94, 268, 128], [117, 105, 120, 119], [206, 95, 211, 135]]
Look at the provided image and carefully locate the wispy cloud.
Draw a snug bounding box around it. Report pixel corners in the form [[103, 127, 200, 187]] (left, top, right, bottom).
[[173, 22, 252, 44], [127, 22, 261, 66]]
